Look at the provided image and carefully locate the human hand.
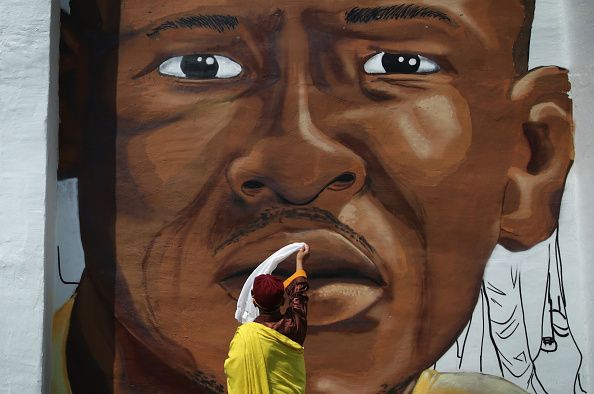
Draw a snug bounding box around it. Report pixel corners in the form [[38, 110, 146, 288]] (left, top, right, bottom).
[[296, 243, 309, 270]]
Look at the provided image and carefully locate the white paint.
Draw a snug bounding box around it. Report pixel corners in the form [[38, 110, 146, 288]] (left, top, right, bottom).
[[0, 0, 58, 393], [54, 179, 85, 312], [566, 1, 594, 393], [529, 0, 569, 69], [363, 51, 383, 73]]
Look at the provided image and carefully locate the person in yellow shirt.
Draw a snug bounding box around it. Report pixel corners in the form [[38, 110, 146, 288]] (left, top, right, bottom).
[[225, 244, 309, 393]]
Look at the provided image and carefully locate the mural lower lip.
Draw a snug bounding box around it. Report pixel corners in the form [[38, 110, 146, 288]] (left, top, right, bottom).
[[219, 275, 383, 326], [216, 228, 386, 325], [307, 278, 383, 326]]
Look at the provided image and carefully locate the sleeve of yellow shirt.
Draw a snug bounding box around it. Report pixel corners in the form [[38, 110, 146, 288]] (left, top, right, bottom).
[[284, 269, 307, 288]]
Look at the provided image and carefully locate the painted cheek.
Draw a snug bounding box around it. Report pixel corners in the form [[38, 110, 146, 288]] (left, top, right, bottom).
[[117, 77, 232, 122], [116, 50, 246, 123], [338, 197, 416, 280], [118, 95, 265, 217], [375, 92, 472, 185], [117, 107, 231, 214], [139, 105, 236, 182], [411, 94, 472, 162]]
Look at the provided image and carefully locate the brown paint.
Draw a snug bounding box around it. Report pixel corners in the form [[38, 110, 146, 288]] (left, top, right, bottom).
[[58, 0, 573, 392]]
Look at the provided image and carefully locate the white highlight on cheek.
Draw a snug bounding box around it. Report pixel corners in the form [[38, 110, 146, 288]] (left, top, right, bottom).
[[396, 112, 433, 159], [394, 95, 468, 161], [413, 95, 470, 161]]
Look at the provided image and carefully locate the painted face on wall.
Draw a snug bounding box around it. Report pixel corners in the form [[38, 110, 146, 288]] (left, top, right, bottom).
[[67, 0, 573, 392]]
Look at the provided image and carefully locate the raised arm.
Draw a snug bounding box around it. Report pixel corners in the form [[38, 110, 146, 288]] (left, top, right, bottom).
[[282, 244, 310, 345]]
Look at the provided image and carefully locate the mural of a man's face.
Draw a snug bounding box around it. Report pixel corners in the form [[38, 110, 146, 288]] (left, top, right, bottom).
[[64, 0, 573, 392]]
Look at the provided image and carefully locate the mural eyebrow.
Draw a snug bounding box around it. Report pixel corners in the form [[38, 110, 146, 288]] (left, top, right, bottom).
[[147, 14, 239, 38], [345, 4, 453, 25]]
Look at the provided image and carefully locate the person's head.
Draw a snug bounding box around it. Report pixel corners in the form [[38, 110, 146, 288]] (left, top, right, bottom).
[[252, 274, 285, 311], [60, 0, 573, 392]]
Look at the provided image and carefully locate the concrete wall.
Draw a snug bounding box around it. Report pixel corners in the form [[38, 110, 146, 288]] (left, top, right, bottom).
[[568, 0, 594, 390], [0, 0, 58, 393]]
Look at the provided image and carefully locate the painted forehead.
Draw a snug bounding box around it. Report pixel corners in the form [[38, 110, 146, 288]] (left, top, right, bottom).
[[120, 0, 525, 38]]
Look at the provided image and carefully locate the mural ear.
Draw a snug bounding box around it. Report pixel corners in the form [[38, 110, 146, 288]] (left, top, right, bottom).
[[499, 67, 573, 251]]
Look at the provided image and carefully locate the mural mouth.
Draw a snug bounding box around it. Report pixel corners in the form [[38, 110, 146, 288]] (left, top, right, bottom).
[[216, 229, 386, 327]]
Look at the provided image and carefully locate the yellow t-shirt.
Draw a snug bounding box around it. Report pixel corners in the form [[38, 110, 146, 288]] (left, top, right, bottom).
[[51, 297, 74, 393], [224, 322, 306, 394]]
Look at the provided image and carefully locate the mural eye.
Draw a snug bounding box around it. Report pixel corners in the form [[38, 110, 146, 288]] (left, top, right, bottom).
[[158, 54, 242, 79], [364, 52, 440, 75]]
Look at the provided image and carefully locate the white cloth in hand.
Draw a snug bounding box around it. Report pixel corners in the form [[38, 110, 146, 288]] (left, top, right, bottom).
[[235, 242, 306, 324]]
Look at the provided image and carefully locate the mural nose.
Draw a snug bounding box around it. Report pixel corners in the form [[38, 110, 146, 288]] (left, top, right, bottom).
[[238, 172, 358, 204], [240, 180, 266, 197], [326, 172, 357, 191], [228, 151, 365, 205]]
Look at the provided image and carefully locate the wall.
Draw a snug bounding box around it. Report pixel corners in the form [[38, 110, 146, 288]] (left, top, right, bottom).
[[568, 0, 594, 390], [0, 0, 593, 393], [51, 0, 594, 393], [0, 0, 58, 393]]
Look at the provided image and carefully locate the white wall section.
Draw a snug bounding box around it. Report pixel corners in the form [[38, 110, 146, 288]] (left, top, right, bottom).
[[567, 1, 594, 392], [0, 0, 58, 392]]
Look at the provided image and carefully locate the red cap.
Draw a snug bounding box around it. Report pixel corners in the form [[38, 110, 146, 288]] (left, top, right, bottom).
[[252, 274, 284, 310]]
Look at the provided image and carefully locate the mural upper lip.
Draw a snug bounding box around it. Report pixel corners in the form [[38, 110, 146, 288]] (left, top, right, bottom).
[[215, 228, 386, 296]]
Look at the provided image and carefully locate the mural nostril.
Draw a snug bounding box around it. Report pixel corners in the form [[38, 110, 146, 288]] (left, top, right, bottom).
[[327, 172, 356, 191], [241, 180, 265, 196]]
